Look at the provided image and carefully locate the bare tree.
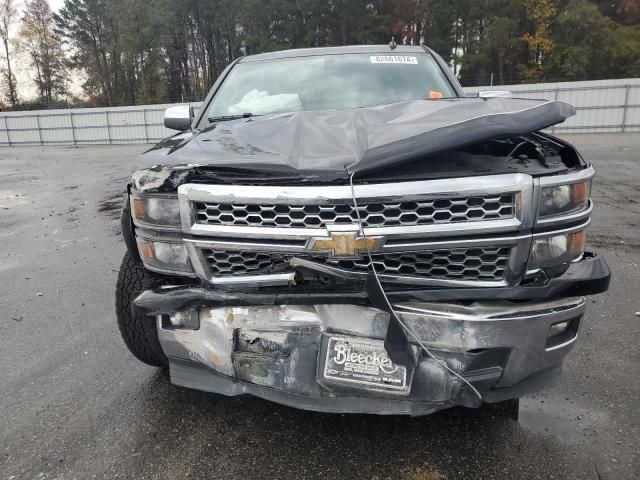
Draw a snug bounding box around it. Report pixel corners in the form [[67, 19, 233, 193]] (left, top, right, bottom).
[[0, 0, 19, 108], [20, 0, 67, 104]]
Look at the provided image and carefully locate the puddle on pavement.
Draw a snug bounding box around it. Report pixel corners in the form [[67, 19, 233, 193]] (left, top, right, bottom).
[[518, 393, 608, 444], [97, 194, 124, 219]]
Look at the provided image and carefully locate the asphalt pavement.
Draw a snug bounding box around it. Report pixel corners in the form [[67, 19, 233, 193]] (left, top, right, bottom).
[[1, 134, 639, 480]]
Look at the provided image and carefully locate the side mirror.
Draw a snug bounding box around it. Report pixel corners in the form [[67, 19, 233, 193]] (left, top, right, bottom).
[[478, 90, 513, 98], [164, 104, 194, 131]]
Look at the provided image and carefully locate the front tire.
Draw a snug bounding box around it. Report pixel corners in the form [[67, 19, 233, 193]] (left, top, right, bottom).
[[115, 252, 168, 368]]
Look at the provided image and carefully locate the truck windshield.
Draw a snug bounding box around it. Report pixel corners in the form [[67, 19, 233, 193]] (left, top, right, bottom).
[[205, 53, 457, 122]]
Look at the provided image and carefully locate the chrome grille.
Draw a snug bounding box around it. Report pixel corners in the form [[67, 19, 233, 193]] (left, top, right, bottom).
[[193, 194, 515, 229], [200, 250, 278, 275], [200, 247, 511, 281]]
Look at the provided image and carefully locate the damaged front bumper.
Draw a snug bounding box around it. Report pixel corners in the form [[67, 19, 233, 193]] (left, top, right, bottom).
[[135, 285, 593, 415]]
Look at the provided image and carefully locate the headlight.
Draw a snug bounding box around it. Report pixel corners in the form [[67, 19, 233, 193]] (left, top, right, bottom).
[[136, 237, 193, 275], [130, 191, 181, 228], [527, 230, 586, 275], [538, 180, 590, 218]]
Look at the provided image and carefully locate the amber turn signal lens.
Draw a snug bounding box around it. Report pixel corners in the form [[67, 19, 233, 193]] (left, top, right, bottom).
[[568, 230, 586, 254], [571, 181, 589, 204], [131, 196, 146, 220], [137, 239, 155, 261]]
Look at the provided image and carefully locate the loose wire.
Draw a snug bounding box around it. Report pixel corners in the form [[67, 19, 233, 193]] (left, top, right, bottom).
[[507, 141, 528, 158], [347, 169, 483, 402]]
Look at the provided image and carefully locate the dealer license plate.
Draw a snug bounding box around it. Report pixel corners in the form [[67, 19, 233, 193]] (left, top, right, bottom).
[[323, 336, 407, 391]]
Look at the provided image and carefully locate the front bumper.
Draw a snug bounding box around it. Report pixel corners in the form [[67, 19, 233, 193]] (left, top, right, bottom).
[[138, 291, 588, 415]]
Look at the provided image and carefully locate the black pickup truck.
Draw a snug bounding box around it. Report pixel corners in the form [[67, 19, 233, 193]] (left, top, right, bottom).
[[116, 45, 610, 416]]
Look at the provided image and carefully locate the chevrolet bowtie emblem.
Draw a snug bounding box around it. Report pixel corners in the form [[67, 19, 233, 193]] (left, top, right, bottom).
[[307, 231, 385, 258]]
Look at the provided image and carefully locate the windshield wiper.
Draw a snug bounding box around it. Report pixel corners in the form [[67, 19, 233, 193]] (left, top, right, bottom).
[[208, 113, 258, 123]]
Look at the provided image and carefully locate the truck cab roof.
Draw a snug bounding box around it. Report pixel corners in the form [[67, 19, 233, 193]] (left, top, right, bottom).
[[238, 44, 430, 63]]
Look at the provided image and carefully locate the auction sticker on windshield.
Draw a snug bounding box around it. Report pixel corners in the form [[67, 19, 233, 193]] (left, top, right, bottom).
[[323, 336, 408, 390], [370, 55, 418, 64]]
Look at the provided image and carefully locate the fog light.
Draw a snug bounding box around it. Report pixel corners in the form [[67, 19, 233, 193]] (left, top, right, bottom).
[[160, 311, 200, 330], [546, 316, 581, 349], [548, 320, 570, 337]]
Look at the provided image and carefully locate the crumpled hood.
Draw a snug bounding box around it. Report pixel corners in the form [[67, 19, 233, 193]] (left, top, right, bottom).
[[137, 97, 575, 179]]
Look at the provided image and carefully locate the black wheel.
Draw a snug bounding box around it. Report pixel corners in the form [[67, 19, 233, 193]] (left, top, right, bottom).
[[480, 398, 520, 420], [115, 252, 169, 368]]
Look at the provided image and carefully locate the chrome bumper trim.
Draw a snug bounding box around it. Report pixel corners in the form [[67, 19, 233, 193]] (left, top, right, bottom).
[[393, 296, 585, 321], [208, 272, 296, 287]]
